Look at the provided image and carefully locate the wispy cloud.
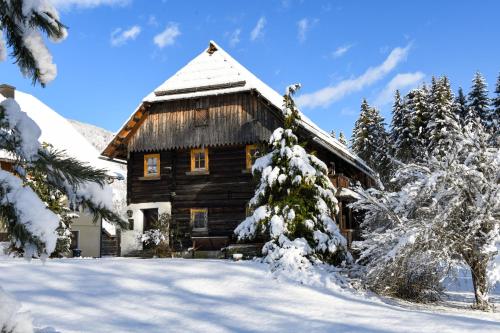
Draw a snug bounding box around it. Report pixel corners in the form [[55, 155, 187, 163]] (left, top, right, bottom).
[[332, 44, 353, 58], [297, 18, 309, 42], [296, 44, 412, 108], [374, 72, 425, 106], [154, 23, 181, 48], [229, 29, 241, 47], [148, 15, 159, 27], [297, 18, 318, 43], [110, 25, 141, 47], [52, 0, 130, 10], [250, 16, 266, 41]]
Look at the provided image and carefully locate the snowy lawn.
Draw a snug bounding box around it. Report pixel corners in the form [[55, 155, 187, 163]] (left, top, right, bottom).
[[0, 257, 499, 333]]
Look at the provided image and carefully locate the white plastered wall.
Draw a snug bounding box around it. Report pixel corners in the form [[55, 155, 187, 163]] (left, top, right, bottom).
[[120, 202, 171, 256]]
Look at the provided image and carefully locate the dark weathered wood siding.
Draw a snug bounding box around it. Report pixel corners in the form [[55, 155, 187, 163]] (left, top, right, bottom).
[[128, 92, 281, 152], [128, 145, 255, 249]]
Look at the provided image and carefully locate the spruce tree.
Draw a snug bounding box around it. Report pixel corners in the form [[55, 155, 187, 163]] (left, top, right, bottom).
[[425, 76, 459, 155], [409, 85, 430, 160], [235, 84, 350, 277], [491, 72, 500, 133], [453, 87, 468, 125], [391, 90, 414, 163], [338, 131, 348, 146], [352, 100, 392, 184], [468, 72, 491, 128]]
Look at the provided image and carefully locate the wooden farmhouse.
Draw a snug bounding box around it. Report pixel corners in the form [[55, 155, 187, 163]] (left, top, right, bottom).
[[102, 41, 376, 256]]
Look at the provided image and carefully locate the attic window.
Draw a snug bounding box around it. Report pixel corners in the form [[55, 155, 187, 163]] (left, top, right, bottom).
[[194, 108, 209, 127]]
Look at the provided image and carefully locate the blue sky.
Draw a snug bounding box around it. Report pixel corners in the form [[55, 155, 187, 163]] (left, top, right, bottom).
[[1, 0, 500, 138]]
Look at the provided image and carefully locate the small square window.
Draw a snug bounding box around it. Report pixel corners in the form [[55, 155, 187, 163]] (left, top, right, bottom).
[[245, 144, 259, 170], [190, 148, 209, 171], [191, 208, 208, 231], [144, 154, 160, 177], [194, 108, 209, 127]]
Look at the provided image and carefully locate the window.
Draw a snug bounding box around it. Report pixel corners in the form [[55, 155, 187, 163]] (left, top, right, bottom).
[[245, 144, 258, 170], [144, 154, 160, 177], [191, 208, 208, 231], [190, 148, 209, 171], [194, 108, 209, 127], [70, 231, 80, 250]]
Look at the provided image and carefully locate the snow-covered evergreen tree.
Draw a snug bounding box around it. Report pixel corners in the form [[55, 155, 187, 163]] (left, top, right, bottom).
[[235, 84, 350, 281], [426, 76, 461, 156], [338, 131, 348, 146], [468, 72, 492, 128], [390, 90, 414, 163], [453, 87, 468, 125], [352, 100, 392, 185], [0, 0, 67, 86], [491, 72, 500, 133], [351, 119, 499, 309], [408, 85, 430, 161], [0, 2, 123, 331]]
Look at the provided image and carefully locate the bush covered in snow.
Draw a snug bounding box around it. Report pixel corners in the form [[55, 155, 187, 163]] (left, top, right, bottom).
[[235, 84, 350, 284], [0, 287, 33, 333]]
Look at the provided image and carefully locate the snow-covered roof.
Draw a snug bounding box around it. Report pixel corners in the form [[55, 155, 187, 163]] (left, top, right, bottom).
[[0, 91, 124, 178], [103, 41, 375, 178]]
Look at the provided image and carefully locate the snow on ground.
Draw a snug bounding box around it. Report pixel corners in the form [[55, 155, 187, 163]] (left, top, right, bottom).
[[0, 258, 498, 333]]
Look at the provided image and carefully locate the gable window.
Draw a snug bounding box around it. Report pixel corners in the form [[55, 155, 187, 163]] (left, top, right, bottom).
[[190, 148, 209, 171], [194, 108, 209, 127], [144, 154, 160, 177], [245, 144, 258, 170], [191, 208, 208, 231]]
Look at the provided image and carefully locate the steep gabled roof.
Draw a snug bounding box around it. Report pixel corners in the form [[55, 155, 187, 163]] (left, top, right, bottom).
[[102, 41, 375, 179]]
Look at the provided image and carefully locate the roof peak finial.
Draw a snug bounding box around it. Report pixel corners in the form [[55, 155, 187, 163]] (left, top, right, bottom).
[[207, 41, 218, 55]]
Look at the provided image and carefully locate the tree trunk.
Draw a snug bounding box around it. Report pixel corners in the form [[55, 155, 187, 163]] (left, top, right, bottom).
[[468, 258, 490, 310]]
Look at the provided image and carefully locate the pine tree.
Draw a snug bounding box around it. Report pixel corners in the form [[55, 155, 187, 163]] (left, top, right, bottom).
[[235, 84, 350, 278], [453, 87, 468, 125], [338, 131, 348, 146], [391, 90, 414, 163], [352, 100, 392, 184], [426, 76, 461, 156], [468, 72, 491, 128], [0, 0, 67, 85], [409, 85, 430, 160], [491, 72, 500, 134], [330, 130, 336, 138]]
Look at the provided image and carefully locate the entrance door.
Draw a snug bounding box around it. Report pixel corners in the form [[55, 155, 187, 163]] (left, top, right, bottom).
[[142, 208, 159, 231]]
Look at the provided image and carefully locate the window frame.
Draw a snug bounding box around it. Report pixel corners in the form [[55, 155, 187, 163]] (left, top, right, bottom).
[[143, 153, 161, 178], [190, 148, 209, 172], [190, 208, 208, 232], [245, 144, 258, 170]]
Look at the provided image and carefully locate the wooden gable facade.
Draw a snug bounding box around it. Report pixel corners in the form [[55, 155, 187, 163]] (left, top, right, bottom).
[[102, 41, 375, 255]]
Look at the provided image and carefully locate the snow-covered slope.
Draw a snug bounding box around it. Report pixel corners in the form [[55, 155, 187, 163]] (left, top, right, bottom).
[[0, 91, 123, 178], [0, 258, 497, 333], [68, 119, 116, 153]]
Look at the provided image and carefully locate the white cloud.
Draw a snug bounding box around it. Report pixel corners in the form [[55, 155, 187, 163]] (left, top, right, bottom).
[[110, 25, 141, 47], [332, 44, 353, 58], [250, 16, 266, 41], [296, 44, 412, 108], [297, 18, 309, 42], [52, 0, 130, 10], [374, 72, 425, 106], [229, 29, 241, 47], [154, 23, 181, 48]]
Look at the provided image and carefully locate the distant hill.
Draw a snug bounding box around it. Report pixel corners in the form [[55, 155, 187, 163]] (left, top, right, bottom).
[[68, 119, 116, 153]]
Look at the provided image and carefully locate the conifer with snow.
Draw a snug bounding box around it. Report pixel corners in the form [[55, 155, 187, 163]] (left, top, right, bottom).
[[468, 72, 492, 129], [351, 119, 499, 309], [352, 100, 392, 184], [235, 84, 350, 280], [0, 0, 67, 85], [453, 87, 468, 125], [338, 131, 348, 146], [390, 90, 414, 163], [491, 72, 500, 133]]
